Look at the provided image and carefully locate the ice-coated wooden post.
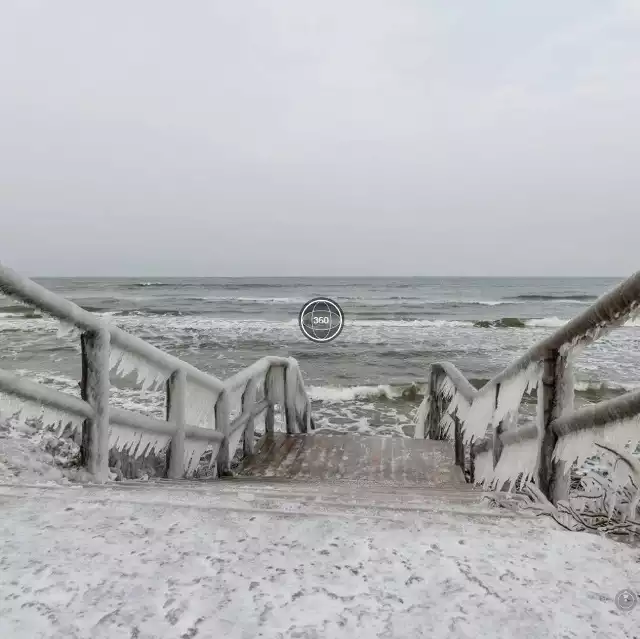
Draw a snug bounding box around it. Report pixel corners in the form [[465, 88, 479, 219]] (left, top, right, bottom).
[[284, 362, 298, 435], [264, 367, 275, 435], [537, 351, 572, 503], [242, 378, 258, 456], [427, 369, 441, 440], [165, 369, 187, 479], [215, 389, 231, 476], [454, 415, 465, 472], [80, 326, 110, 482]]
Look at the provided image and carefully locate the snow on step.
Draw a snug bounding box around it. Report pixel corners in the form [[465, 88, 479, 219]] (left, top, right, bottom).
[[237, 433, 466, 487]]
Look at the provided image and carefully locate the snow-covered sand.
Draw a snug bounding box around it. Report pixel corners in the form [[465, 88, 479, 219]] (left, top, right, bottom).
[[1, 479, 638, 639]]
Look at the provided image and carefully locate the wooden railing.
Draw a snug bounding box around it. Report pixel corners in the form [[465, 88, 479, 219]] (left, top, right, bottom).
[[415, 271, 640, 504], [0, 263, 314, 482]]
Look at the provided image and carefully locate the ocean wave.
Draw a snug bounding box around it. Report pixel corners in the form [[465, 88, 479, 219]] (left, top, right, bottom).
[[574, 380, 639, 393], [0, 310, 43, 319], [128, 282, 173, 288], [505, 294, 597, 302], [307, 384, 424, 403], [473, 316, 640, 329], [112, 309, 187, 317], [307, 378, 639, 404]]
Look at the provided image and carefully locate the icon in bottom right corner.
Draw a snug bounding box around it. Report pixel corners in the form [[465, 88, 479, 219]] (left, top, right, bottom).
[[615, 589, 638, 612]]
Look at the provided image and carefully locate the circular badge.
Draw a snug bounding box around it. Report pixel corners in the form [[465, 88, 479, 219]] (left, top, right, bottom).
[[299, 298, 344, 343], [615, 589, 637, 612]]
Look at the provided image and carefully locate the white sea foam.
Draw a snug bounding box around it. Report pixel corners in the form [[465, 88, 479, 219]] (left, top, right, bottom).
[[526, 316, 640, 328], [307, 384, 406, 403]]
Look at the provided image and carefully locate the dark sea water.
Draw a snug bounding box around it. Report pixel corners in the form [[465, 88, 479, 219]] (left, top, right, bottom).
[[1, 277, 639, 436]]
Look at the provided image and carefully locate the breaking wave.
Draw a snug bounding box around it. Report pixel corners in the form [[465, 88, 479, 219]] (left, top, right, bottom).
[[128, 282, 173, 288], [307, 378, 638, 405], [505, 294, 597, 302]]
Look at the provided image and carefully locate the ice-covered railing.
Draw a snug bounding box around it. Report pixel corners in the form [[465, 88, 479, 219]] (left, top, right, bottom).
[[415, 270, 640, 504], [0, 263, 314, 482]]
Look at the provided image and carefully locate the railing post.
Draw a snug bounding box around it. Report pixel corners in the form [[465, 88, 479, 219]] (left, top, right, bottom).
[[284, 362, 298, 435], [454, 415, 465, 472], [80, 326, 110, 482], [165, 369, 186, 479], [537, 350, 571, 503], [242, 379, 258, 457], [264, 367, 275, 435], [215, 389, 231, 476], [427, 370, 441, 440], [469, 442, 476, 484]]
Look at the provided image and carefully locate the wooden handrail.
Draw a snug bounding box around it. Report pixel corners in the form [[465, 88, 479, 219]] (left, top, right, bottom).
[[0, 263, 314, 482], [416, 271, 640, 503]]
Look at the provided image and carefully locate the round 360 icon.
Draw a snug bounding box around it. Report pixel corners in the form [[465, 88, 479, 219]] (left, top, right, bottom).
[[299, 298, 344, 343]]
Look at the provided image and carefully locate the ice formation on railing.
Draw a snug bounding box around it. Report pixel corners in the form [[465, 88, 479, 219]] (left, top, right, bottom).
[[560, 302, 640, 358], [56, 320, 81, 340], [494, 362, 540, 426], [413, 376, 431, 439], [109, 348, 168, 391], [185, 382, 217, 429], [439, 389, 472, 440], [184, 438, 218, 475], [227, 385, 245, 424], [108, 424, 171, 459], [437, 375, 456, 401], [462, 363, 540, 444], [554, 415, 640, 471], [227, 423, 245, 461], [0, 392, 84, 435], [447, 389, 471, 423], [439, 413, 456, 439], [414, 396, 430, 439], [473, 450, 494, 486], [267, 365, 285, 407], [294, 376, 308, 419], [414, 371, 473, 441], [490, 438, 540, 490], [462, 391, 494, 444]]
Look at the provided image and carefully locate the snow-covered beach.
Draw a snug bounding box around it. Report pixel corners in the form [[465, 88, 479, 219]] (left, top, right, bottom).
[[1, 479, 638, 639], [1, 420, 638, 639]]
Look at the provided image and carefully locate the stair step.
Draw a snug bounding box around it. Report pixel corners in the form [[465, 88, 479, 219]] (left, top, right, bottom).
[[237, 433, 466, 487]]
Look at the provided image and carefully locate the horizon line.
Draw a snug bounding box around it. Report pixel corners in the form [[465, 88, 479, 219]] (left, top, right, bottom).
[[29, 274, 628, 279]]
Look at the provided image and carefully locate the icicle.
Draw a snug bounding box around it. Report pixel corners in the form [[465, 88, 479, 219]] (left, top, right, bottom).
[[293, 372, 308, 417], [42, 406, 83, 434], [414, 374, 431, 439], [266, 365, 285, 406], [414, 395, 430, 439], [439, 413, 456, 440], [227, 386, 244, 423], [109, 348, 168, 391], [554, 416, 640, 469], [491, 438, 540, 489], [185, 382, 217, 429], [184, 439, 216, 476], [473, 450, 494, 487], [437, 375, 455, 401], [227, 425, 245, 461], [0, 393, 39, 421], [447, 390, 471, 422], [494, 362, 541, 427], [108, 424, 171, 458], [0, 392, 83, 433], [462, 390, 495, 444]]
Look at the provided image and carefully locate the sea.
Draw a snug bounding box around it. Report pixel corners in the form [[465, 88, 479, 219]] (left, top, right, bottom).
[[1, 277, 639, 438]]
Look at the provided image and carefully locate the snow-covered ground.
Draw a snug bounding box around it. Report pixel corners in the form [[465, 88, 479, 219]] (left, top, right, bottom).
[[1, 480, 638, 639], [1, 418, 639, 638]]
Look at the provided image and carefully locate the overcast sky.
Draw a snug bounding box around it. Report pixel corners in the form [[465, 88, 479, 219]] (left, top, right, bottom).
[[1, 1, 639, 277]]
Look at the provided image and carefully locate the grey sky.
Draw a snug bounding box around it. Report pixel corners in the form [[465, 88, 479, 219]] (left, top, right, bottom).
[[1, 1, 638, 277]]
